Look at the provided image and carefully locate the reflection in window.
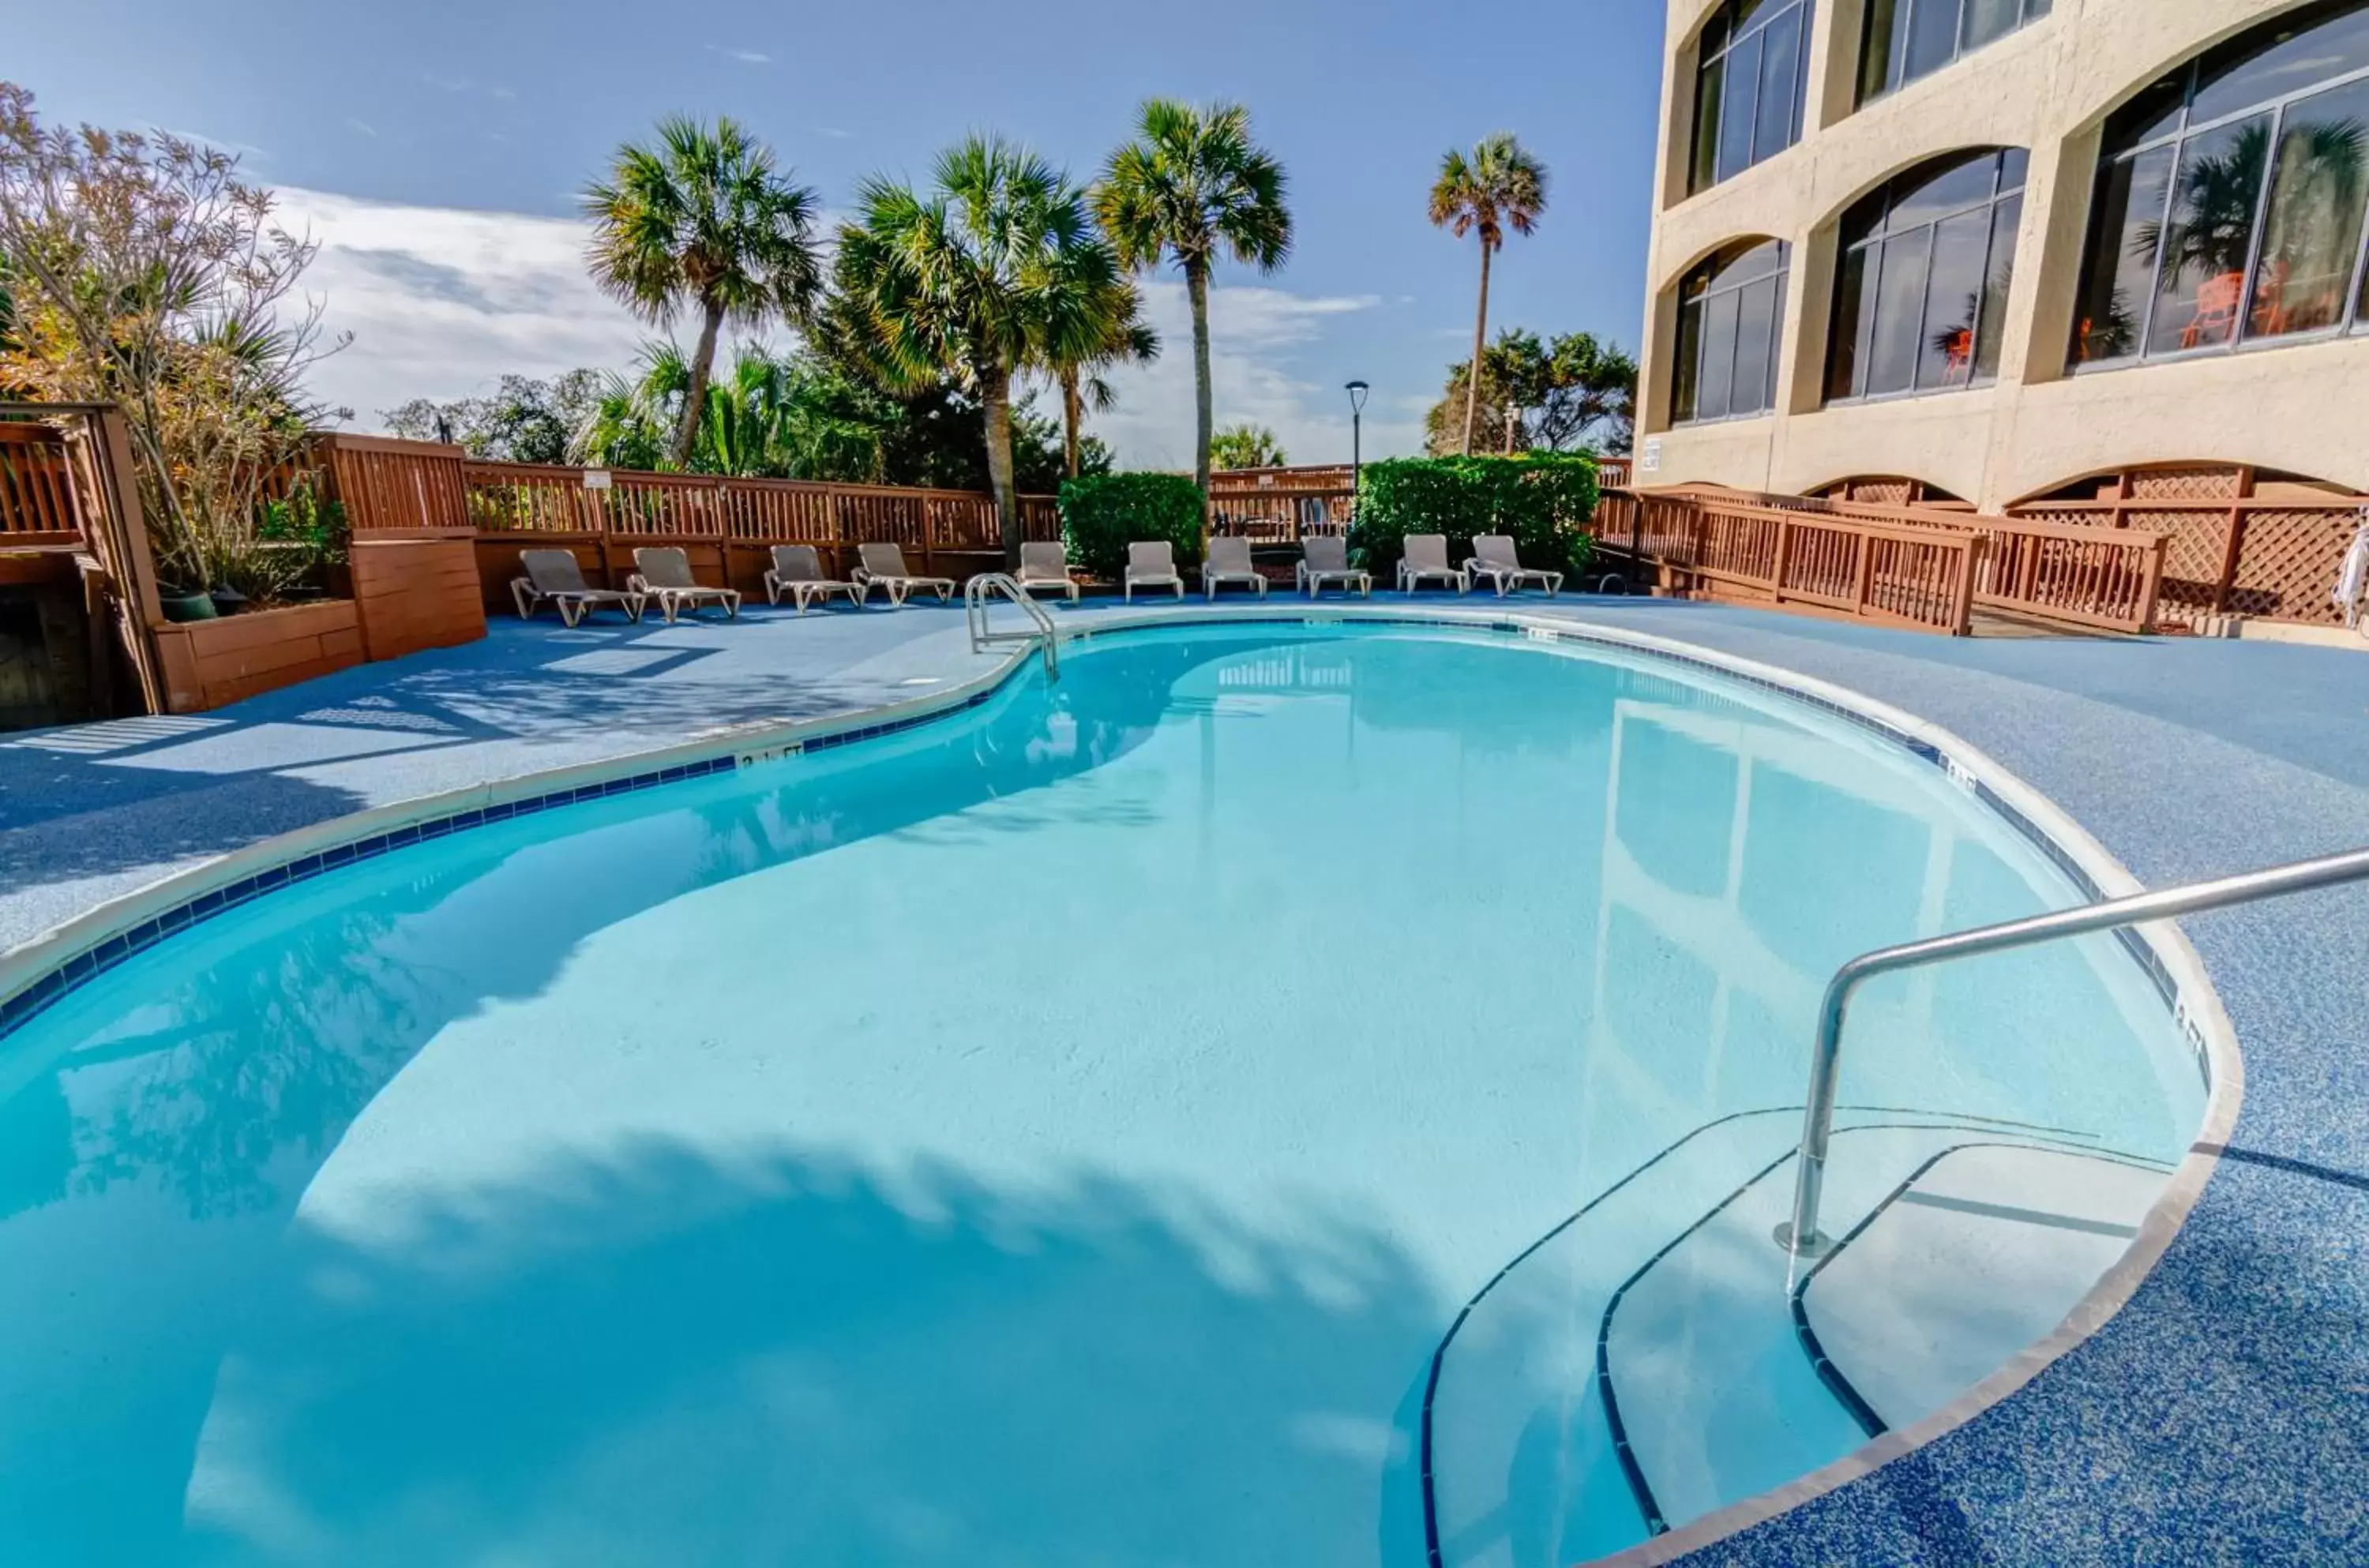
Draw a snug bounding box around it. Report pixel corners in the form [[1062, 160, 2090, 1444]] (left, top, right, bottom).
[[2071, 0, 2369, 368], [1858, 0, 2052, 103], [1826, 149, 2025, 403], [1673, 239, 1790, 424], [1690, 0, 1815, 194]]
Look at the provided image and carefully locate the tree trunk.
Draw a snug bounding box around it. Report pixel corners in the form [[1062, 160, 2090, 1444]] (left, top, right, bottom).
[[982, 369, 1022, 570], [1061, 369, 1083, 478], [672, 297, 726, 467], [1462, 241, 1493, 456], [1187, 257, 1214, 498]]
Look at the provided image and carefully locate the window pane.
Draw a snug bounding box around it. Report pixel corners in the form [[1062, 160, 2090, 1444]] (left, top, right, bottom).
[[1718, 30, 1764, 182], [1962, 0, 2020, 52], [2248, 79, 2369, 339], [1974, 191, 2023, 378], [1888, 152, 2001, 230], [1902, 0, 1962, 85], [1828, 246, 1872, 399], [1868, 231, 1933, 393], [1710, 238, 1786, 289], [1732, 276, 1779, 415], [2024, 0, 2050, 17], [1918, 208, 1992, 388], [1998, 147, 2029, 192], [2072, 145, 2176, 363], [1698, 288, 1741, 418], [1693, 54, 1726, 192], [1673, 300, 1706, 422], [1754, 6, 1805, 163], [2146, 114, 2273, 355], [2192, 5, 2369, 129], [1861, 0, 1906, 99]]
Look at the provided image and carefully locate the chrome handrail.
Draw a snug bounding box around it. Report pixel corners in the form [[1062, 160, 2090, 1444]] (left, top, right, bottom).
[[1776, 843, 2369, 1255], [964, 572, 1059, 681]]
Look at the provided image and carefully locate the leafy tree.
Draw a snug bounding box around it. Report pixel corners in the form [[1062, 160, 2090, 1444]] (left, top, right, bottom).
[[383, 370, 603, 463], [1210, 422, 1288, 469], [1095, 99, 1293, 497], [1425, 328, 1635, 456], [0, 83, 347, 595], [582, 116, 822, 467], [834, 134, 1091, 565], [1038, 255, 1157, 478], [1429, 134, 1549, 454]]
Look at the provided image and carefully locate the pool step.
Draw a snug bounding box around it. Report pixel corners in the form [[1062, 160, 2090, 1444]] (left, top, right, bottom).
[[1597, 1131, 2170, 1535], [1421, 1111, 1805, 1568]]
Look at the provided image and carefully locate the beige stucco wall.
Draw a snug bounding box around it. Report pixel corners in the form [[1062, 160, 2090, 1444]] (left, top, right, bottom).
[[1638, 0, 2369, 505]]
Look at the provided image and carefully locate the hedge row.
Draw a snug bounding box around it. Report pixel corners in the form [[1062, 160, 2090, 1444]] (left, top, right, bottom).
[[1346, 453, 1599, 580], [1057, 472, 1205, 580]]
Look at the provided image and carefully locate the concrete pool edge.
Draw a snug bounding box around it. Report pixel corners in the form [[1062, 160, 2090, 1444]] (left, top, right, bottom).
[[0, 604, 2245, 1562]]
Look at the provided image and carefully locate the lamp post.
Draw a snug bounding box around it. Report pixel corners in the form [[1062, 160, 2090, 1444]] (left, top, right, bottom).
[[1345, 380, 1369, 521]]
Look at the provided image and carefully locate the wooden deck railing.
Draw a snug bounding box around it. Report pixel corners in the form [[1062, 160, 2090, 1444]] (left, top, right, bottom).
[[0, 422, 89, 548], [1600, 487, 1980, 634], [2010, 490, 2363, 629], [457, 460, 1061, 567], [1208, 486, 1355, 542]]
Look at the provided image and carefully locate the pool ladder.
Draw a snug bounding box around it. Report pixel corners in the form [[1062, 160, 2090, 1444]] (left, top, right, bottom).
[[964, 573, 1060, 682], [1777, 842, 2369, 1255]]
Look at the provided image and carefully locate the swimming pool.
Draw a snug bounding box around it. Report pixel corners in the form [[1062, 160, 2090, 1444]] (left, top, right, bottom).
[[0, 621, 2209, 1566]]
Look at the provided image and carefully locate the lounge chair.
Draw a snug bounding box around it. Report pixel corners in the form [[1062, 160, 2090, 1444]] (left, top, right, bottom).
[[1016, 540, 1080, 603], [1297, 536, 1371, 598], [510, 550, 646, 628], [629, 546, 741, 624], [851, 542, 956, 606], [1203, 536, 1268, 600], [764, 545, 863, 613], [1124, 540, 1187, 602], [1467, 535, 1564, 598], [1397, 534, 1470, 595]]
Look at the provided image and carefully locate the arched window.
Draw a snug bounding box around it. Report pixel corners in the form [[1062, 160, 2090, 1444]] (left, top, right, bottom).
[[1826, 148, 2026, 403], [2071, 0, 2369, 368], [1858, 0, 2052, 103], [1672, 239, 1790, 423], [1689, 0, 1815, 194]]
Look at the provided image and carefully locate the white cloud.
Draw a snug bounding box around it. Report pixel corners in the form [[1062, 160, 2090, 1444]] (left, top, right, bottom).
[[813, 126, 855, 140], [274, 188, 1407, 465], [705, 45, 771, 64], [1082, 282, 1421, 469], [275, 189, 650, 422]]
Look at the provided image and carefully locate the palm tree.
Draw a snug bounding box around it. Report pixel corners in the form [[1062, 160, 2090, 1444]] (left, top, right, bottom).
[[1038, 252, 1158, 477], [582, 116, 823, 467], [1430, 134, 1549, 454], [835, 134, 1086, 565], [1095, 99, 1292, 497]]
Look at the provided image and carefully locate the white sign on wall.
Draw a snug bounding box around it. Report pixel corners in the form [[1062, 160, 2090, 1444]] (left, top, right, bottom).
[[583, 469, 614, 491], [1640, 438, 1663, 475]]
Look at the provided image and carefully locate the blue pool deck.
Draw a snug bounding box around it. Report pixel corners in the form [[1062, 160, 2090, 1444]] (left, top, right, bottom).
[[2, 595, 2364, 1565]]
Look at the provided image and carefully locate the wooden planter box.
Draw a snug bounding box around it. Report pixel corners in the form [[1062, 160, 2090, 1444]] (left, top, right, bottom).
[[152, 598, 363, 713]]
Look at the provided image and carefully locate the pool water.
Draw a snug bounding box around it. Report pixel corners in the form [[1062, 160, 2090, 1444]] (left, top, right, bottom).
[[0, 624, 2202, 1567]]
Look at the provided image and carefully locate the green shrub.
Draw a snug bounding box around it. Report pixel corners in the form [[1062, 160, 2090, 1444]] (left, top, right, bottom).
[[1347, 452, 1598, 581], [1059, 471, 1206, 580]]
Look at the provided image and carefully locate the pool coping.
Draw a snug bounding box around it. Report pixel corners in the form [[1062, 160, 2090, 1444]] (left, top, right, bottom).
[[0, 602, 2246, 1563]]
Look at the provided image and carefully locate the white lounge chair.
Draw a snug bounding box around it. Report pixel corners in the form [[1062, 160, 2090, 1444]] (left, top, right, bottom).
[[1124, 540, 1187, 602], [1203, 536, 1268, 600], [510, 549, 646, 628], [1297, 536, 1372, 598], [852, 542, 956, 606], [1467, 535, 1564, 598], [629, 546, 741, 624], [1398, 534, 1470, 595], [764, 545, 863, 613], [1016, 540, 1080, 603]]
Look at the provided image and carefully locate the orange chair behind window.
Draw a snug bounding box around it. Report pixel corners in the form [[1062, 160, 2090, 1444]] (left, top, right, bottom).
[[2182, 272, 2246, 348]]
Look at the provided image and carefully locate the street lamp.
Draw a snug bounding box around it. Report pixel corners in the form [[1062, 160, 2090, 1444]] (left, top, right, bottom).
[[1345, 380, 1369, 520]]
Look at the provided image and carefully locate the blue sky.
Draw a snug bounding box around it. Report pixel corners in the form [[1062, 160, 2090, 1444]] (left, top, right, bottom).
[[14, 0, 1668, 466]]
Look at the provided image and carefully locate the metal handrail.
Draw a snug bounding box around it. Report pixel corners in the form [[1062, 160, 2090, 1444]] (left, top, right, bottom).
[[1776, 844, 2369, 1255], [963, 572, 1059, 681]]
